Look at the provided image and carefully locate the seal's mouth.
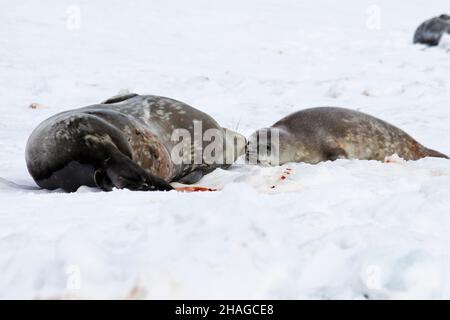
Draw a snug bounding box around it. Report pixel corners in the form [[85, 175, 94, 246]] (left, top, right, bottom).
[[223, 127, 247, 164]]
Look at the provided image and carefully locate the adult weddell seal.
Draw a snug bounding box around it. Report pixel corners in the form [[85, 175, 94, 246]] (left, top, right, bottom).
[[247, 107, 448, 166], [26, 93, 245, 192]]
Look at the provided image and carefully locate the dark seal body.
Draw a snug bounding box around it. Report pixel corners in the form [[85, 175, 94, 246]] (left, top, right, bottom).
[[414, 14, 450, 46], [247, 107, 447, 166], [26, 94, 245, 192]]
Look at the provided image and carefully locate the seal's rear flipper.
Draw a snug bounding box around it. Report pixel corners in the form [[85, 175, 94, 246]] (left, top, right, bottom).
[[425, 148, 449, 159], [95, 153, 173, 191]]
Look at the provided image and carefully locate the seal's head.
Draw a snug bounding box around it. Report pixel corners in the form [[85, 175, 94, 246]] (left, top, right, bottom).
[[246, 127, 296, 166]]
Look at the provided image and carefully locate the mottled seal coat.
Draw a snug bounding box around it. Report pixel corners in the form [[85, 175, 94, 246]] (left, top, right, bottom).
[[26, 94, 245, 192], [247, 107, 448, 166], [414, 14, 450, 46]]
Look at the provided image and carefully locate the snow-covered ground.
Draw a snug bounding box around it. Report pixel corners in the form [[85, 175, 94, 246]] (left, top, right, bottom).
[[1, 0, 450, 299]]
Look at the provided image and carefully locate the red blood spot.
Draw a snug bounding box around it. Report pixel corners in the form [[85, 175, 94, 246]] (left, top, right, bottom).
[[280, 176, 286, 180], [175, 186, 217, 192]]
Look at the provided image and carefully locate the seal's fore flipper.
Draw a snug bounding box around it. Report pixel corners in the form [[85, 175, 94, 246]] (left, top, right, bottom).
[[324, 147, 348, 161], [94, 151, 173, 191], [101, 93, 139, 104]]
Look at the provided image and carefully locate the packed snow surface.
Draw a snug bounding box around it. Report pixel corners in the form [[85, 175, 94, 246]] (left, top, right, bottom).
[[1, 0, 450, 299]]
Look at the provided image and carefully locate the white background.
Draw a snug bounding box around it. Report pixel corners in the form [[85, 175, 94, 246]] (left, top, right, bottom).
[[1, 0, 450, 298]]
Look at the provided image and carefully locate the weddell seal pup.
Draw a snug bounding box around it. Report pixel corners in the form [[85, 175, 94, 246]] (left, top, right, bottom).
[[413, 14, 450, 46], [26, 93, 245, 192], [246, 107, 448, 166]]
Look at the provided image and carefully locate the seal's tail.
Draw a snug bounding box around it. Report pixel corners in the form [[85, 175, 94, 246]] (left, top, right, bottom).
[[425, 148, 449, 159]]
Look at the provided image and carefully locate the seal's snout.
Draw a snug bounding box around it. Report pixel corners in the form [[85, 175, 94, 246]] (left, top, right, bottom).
[[245, 131, 257, 164], [413, 14, 450, 46], [223, 128, 247, 164]]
